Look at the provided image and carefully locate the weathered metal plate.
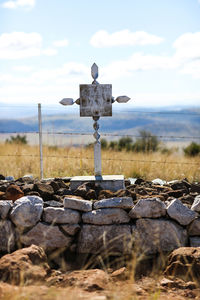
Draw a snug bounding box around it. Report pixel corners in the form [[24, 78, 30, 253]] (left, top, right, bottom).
[[80, 84, 112, 117]]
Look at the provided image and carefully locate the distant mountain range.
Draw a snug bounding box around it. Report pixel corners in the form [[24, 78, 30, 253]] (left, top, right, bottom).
[[0, 106, 200, 141]]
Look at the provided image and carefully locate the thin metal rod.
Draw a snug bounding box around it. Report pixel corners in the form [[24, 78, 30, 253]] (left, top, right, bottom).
[[38, 103, 44, 179]]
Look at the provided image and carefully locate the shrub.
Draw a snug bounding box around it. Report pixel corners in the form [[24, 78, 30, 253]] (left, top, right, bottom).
[[132, 130, 159, 152], [101, 138, 108, 149], [6, 134, 28, 145], [118, 137, 133, 151], [184, 142, 200, 157]]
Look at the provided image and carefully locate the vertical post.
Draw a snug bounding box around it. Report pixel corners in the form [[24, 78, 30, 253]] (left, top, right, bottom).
[[38, 103, 43, 179], [93, 116, 102, 177]]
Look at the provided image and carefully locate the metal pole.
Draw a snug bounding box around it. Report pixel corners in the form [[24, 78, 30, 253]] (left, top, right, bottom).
[[93, 116, 102, 177], [38, 103, 43, 179]]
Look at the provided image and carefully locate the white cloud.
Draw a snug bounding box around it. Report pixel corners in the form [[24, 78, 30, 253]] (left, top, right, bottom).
[[0, 32, 41, 59], [173, 32, 200, 61], [53, 39, 69, 48], [2, 0, 35, 9], [13, 65, 33, 72], [90, 29, 164, 47], [42, 48, 57, 56], [0, 32, 58, 59]]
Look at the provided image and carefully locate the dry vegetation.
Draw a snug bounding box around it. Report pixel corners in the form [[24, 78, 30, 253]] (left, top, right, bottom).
[[0, 142, 199, 182]]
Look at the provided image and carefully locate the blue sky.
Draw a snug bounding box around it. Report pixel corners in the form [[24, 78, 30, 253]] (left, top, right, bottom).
[[0, 0, 200, 107]]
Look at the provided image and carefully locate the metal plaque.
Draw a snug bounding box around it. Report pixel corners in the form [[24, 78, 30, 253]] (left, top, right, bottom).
[[80, 84, 112, 117]]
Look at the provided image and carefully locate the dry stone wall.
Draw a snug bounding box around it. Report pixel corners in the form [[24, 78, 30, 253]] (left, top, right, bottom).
[[0, 176, 200, 257]]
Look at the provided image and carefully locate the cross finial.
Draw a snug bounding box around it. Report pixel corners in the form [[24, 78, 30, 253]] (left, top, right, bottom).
[[91, 63, 98, 81]]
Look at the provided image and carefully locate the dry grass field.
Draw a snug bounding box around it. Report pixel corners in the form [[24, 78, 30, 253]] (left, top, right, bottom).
[[0, 142, 199, 182]]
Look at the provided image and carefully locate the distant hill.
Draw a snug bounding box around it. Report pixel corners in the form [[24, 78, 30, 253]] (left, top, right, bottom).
[[0, 107, 199, 142]]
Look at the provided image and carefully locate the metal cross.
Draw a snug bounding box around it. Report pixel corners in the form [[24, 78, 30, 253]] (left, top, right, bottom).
[[60, 63, 131, 177]]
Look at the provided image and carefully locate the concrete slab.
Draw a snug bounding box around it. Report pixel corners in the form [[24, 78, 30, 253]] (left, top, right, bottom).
[[70, 175, 125, 192]]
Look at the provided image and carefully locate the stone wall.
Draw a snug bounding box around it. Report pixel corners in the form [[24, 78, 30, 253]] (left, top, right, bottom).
[[1, 189, 200, 256]]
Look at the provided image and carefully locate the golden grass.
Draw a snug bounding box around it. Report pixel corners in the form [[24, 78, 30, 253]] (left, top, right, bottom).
[[0, 143, 199, 181]]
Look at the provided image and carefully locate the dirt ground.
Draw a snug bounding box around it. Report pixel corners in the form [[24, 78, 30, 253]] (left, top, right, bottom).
[[0, 271, 199, 300]]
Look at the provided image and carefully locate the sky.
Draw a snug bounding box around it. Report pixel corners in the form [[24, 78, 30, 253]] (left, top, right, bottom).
[[0, 0, 200, 108]]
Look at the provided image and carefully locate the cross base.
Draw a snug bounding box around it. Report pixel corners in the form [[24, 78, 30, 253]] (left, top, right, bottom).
[[70, 175, 125, 192]]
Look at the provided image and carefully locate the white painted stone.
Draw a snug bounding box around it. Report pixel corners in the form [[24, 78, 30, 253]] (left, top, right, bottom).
[[64, 197, 92, 212], [10, 196, 43, 230], [94, 197, 134, 210], [0, 220, 16, 252], [60, 224, 80, 236], [167, 199, 197, 226], [129, 198, 166, 219], [20, 222, 72, 250], [70, 175, 125, 192], [82, 208, 130, 225], [77, 224, 132, 254], [191, 195, 200, 212], [190, 237, 200, 247], [0, 200, 12, 219], [43, 207, 81, 224], [134, 218, 187, 255], [188, 218, 200, 236], [152, 178, 166, 185]]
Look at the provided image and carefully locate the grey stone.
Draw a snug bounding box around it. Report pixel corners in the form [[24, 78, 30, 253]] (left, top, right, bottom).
[[20, 222, 72, 250], [0, 220, 16, 252], [167, 199, 197, 226], [10, 196, 43, 230], [0, 200, 12, 219], [188, 218, 200, 236], [129, 198, 166, 219], [77, 224, 132, 254], [60, 224, 80, 236], [82, 208, 130, 225], [93, 197, 134, 210], [5, 176, 14, 181], [43, 207, 81, 224], [64, 197, 92, 212], [134, 218, 187, 255], [189, 237, 200, 247], [191, 195, 200, 212]]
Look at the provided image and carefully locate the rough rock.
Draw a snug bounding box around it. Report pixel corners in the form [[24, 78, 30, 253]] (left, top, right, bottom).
[[33, 182, 54, 200], [191, 195, 200, 212], [93, 197, 134, 210], [59, 269, 110, 291], [190, 183, 200, 193], [77, 224, 132, 254], [60, 224, 80, 236], [5, 184, 24, 201], [165, 190, 185, 198], [0, 220, 16, 252], [189, 237, 200, 247], [64, 197, 92, 212], [0, 200, 12, 219], [44, 200, 63, 208], [170, 181, 189, 191], [0, 174, 5, 180], [134, 219, 187, 255], [129, 198, 166, 219], [164, 247, 200, 281], [167, 199, 197, 226], [21, 184, 34, 195], [43, 207, 81, 224], [187, 218, 200, 236], [74, 182, 99, 199], [152, 178, 166, 185], [20, 222, 72, 250], [0, 245, 50, 284], [98, 189, 115, 200], [82, 208, 130, 225], [10, 196, 43, 230]]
